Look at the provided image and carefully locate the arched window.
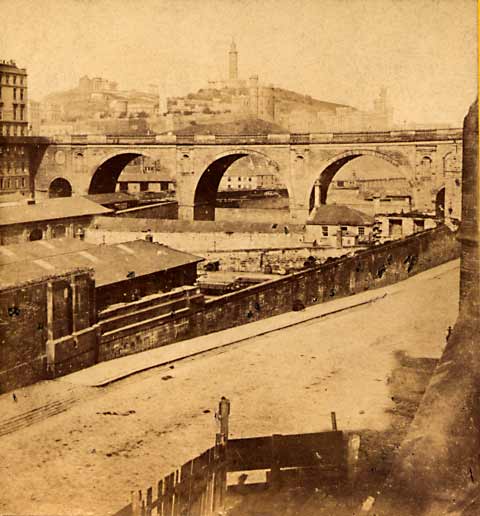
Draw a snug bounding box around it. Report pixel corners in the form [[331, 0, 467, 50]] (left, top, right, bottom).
[[420, 156, 432, 170]]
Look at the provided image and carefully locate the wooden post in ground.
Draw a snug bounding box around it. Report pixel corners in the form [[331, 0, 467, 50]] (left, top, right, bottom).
[[270, 434, 282, 489], [331, 411, 338, 431], [131, 490, 142, 516], [217, 396, 230, 444], [213, 433, 223, 513], [146, 486, 153, 516], [157, 479, 164, 516], [346, 434, 361, 487]]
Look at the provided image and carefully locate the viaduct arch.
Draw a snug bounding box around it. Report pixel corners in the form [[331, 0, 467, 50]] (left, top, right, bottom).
[[189, 149, 288, 221], [88, 152, 151, 194], [304, 149, 411, 212]]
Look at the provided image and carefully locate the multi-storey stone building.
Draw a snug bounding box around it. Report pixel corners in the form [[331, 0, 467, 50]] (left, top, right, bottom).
[[0, 60, 28, 137], [0, 60, 33, 198], [0, 142, 31, 196]]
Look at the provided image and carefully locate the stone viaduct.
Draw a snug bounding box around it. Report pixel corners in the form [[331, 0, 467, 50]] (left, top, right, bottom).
[[34, 129, 463, 223]]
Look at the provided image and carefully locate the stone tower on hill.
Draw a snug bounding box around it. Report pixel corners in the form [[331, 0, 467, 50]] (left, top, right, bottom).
[[229, 39, 238, 81]]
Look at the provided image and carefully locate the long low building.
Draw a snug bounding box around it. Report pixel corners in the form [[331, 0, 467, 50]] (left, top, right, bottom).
[[0, 238, 204, 309], [0, 196, 112, 245]]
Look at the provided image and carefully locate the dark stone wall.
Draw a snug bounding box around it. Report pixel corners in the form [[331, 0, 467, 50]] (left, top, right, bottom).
[[98, 225, 459, 362], [0, 269, 96, 392], [375, 100, 479, 515], [0, 281, 48, 392], [458, 99, 479, 323]]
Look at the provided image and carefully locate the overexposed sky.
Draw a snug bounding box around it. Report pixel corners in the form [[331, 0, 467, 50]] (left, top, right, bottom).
[[1, 0, 477, 126]]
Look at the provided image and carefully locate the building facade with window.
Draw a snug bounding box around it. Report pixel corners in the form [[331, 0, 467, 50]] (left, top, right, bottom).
[[305, 204, 375, 248], [0, 60, 28, 137], [0, 143, 30, 196]]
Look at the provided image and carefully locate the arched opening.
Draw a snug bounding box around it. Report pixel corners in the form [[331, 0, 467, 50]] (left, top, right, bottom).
[[117, 155, 176, 198], [89, 153, 146, 194], [29, 228, 43, 241], [308, 153, 409, 216], [49, 178, 72, 198], [435, 187, 445, 219], [194, 152, 287, 221]]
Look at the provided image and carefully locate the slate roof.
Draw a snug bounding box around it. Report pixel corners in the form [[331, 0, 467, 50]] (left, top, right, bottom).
[[307, 205, 375, 226], [0, 197, 112, 226], [0, 238, 204, 289]]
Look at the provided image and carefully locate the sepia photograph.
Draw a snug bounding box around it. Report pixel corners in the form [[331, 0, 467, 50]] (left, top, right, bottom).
[[0, 0, 478, 514]]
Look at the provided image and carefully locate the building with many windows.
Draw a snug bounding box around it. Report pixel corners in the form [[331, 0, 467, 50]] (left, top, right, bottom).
[[0, 60, 28, 137], [0, 143, 30, 197]]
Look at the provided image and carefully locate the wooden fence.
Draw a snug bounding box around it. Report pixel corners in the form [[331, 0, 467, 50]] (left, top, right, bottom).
[[116, 438, 227, 516], [114, 400, 358, 516]]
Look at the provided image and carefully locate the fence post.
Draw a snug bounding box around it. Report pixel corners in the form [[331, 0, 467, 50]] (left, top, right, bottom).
[[331, 411, 338, 431], [157, 480, 163, 516], [346, 434, 361, 488], [131, 490, 143, 516], [146, 486, 153, 516], [217, 396, 230, 445], [131, 491, 138, 516], [270, 434, 282, 489]]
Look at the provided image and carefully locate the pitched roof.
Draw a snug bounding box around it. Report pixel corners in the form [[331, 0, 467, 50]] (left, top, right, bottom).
[[0, 238, 204, 288], [307, 205, 375, 226], [0, 197, 112, 226]]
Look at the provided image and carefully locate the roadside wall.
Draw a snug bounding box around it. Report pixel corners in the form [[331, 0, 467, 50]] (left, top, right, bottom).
[[97, 226, 459, 362]]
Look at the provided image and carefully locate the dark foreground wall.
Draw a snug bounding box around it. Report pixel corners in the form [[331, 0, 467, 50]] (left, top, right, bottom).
[[375, 100, 479, 515], [0, 269, 97, 392], [98, 225, 459, 362]]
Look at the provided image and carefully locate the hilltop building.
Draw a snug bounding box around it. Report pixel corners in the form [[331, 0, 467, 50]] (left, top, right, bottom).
[[36, 43, 396, 137], [38, 75, 159, 135], [166, 42, 393, 133]]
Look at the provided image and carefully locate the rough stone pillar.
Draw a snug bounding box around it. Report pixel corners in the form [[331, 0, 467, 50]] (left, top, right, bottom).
[[375, 99, 479, 515], [458, 99, 479, 324]]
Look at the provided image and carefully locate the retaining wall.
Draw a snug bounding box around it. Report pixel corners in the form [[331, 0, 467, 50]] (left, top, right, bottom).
[[97, 226, 459, 362]]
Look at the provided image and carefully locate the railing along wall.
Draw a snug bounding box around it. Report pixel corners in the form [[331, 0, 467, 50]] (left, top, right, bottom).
[[48, 128, 463, 146]]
